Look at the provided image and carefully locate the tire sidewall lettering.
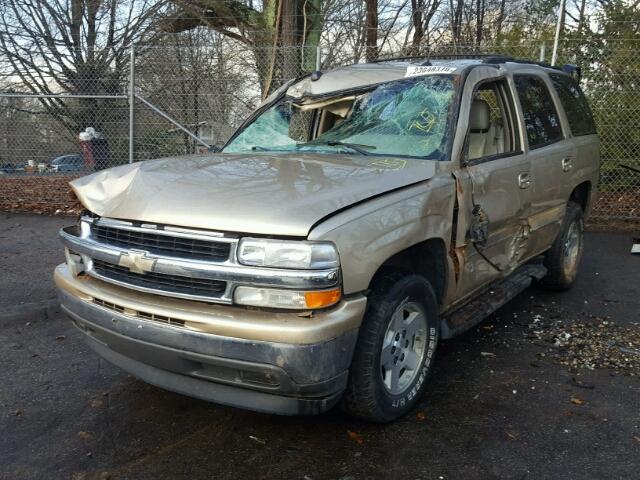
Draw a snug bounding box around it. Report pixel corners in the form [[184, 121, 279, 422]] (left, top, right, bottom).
[[390, 326, 438, 409]]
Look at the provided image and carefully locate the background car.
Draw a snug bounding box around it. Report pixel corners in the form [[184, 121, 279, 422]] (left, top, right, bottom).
[[0, 163, 16, 174], [50, 154, 85, 173]]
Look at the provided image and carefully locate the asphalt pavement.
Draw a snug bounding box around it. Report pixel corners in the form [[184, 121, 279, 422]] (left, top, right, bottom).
[[1, 213, 639, 480]]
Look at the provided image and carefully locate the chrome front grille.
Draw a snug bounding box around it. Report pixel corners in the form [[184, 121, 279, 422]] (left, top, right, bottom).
[[61, 219, 340, 305], [91, 223, 231, 262], [92, 259, 227, 299]]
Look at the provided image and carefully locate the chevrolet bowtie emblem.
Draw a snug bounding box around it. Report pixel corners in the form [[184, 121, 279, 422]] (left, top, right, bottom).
[[118, 250, 156, 274]]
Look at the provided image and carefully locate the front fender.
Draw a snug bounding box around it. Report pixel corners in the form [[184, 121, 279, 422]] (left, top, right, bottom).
[[308, 174, 456, 295]]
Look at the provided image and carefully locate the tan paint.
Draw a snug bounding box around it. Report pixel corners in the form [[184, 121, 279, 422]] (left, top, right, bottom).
[[70, 152, 437, 237], [309, 167, 456, 298]]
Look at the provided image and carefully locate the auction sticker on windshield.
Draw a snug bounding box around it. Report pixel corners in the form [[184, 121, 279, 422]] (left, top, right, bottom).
[[405, 66, 457, 77]]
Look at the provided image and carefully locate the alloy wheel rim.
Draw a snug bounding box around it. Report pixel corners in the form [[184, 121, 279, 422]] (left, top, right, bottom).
[[379, 299, 428, 395], [563, 219, 582, 276]]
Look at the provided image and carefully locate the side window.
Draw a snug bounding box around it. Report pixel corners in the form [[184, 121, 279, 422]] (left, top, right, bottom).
[[514, 75, 563, 149], [549, 74, 596, 136], [467, 80, 519, 161]]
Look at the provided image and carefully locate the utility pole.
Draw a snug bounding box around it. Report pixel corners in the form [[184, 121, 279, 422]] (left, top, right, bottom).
[[551, 0, 566, 66], [128, 46, 135, 163]]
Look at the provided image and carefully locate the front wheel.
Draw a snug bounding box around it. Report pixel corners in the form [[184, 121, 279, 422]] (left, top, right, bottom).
[[341, 272, 439, 422], [541, 201, 584, 290]]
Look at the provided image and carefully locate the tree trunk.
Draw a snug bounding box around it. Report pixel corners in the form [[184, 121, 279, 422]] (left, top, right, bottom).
[[475, 0, 484, 46], [577, 0, 587, 34], [365, 0, 378, 62], [496, 0, 506, 40], [301, 0, 323, 72], [410, 0, 425, 55], [164, 1, 324, 97], [449, 0, 464, 45]]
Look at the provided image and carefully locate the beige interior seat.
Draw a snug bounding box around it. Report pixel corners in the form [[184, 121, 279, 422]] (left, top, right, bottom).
[[468, 98, 505, 160]]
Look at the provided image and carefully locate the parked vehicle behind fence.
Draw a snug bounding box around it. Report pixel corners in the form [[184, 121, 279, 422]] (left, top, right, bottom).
[[55, 55, 599, 422], [50, 154, 85, 173], [0, 163, 16, 174]]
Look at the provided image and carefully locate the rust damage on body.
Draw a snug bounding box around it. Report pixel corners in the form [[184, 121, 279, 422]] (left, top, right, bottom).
[[448, 172, 467, 284]]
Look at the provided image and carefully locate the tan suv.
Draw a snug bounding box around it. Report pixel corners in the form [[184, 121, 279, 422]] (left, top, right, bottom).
[[55, 56, 599, 422]]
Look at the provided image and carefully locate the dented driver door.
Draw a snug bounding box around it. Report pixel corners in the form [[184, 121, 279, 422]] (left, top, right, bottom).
[[449, 68, 533, 304]]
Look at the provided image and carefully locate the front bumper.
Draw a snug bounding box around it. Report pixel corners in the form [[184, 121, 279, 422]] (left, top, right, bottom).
[[55, 265, 366, 415]]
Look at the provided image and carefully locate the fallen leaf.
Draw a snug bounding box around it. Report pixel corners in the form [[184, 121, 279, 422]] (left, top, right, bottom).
[[347, 430, 364, 445], [570, 397, 585, 405], [89, 399, 103, 408], [77, 431, 92, 440], [571, 378, 595, 390], [505, 431, 519, 440], [480, 352, 496, 357], [633, 436, 640, 445], [416, 411, 426, 421], [249, 435, 266, 445], [55, 335, 66, 341], [14, 409, 22, 416]]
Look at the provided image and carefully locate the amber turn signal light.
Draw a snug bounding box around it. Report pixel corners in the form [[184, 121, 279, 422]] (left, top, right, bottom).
[[304, 288, 342, 309]]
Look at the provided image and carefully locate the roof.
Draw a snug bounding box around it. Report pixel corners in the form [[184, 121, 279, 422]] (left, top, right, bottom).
[[286, 55, 569, 99]]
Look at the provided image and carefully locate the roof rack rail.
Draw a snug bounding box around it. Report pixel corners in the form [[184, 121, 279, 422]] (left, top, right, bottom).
[[372, 53, 503, 64], [370, 55, 431, 64], [485, 57, 563, 71], [370, 53, 567, 72], [481, 54, 515, 63]]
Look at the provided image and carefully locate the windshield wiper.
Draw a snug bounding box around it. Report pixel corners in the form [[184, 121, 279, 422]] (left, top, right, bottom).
[[251, 145, 273, 151], [297, 140, 376, 156]]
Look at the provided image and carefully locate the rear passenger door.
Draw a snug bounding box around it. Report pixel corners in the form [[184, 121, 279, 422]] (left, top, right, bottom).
[[513, 74, 573, 256], [548, 73, 600, 209]]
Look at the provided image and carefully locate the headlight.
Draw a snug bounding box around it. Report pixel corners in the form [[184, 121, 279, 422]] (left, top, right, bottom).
[[234, 286, 341, 310], [237, 238, 339, 269]]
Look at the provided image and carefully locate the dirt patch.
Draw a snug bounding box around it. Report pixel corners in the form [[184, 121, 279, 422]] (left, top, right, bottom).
[[590, 188, 640, 227], [0, 175, 81, 215], [528, 315, 640, 376]]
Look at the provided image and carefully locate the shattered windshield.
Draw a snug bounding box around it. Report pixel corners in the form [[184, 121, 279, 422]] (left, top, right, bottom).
[[223, 75, 456, 159]]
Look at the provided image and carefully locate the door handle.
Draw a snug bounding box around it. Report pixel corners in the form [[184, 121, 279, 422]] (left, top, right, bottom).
[[518, 172, 531, 189], [562, 157, 573, 172]]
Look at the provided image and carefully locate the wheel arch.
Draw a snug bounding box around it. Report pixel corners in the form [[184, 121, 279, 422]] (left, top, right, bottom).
[[368, 238, 449, 306], [569, 180, 592, 213]]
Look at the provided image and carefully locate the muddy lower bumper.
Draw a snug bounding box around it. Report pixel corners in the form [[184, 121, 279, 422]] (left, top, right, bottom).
[[55, 265, 365, 415]]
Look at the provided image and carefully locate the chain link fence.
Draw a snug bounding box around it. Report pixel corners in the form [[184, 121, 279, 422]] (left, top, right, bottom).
[[0, 40, 638, 224]]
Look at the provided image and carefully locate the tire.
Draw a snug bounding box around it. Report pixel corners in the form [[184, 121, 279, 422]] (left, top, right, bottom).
[[341, 271, 439, 422], [541, 201, 584, 290]]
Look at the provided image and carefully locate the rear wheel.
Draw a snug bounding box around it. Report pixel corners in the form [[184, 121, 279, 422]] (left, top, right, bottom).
[[341, 272, 439, 422], [541, 201, 584, 290]]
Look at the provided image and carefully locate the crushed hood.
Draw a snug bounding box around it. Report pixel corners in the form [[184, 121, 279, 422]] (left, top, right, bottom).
[[71, 153, 437, 237]]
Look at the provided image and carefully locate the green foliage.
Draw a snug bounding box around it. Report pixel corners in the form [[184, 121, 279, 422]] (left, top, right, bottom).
[[561, 1, 640, 189]]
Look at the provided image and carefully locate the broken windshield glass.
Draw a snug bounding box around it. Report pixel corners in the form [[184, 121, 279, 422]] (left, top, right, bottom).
[[224, 75, 456, 159]]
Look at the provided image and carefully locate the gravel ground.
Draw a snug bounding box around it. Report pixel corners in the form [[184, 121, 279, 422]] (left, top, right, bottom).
[[529, 315, 640, 376], [1, 214, 639, 480]]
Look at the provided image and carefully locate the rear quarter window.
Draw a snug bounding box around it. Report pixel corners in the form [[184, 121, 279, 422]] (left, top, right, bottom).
[[549, 73, 596, 136], [514, 75, 564, 149]]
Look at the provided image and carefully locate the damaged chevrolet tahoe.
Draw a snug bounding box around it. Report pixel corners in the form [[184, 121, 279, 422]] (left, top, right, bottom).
[[55, 56, 599, 422]]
